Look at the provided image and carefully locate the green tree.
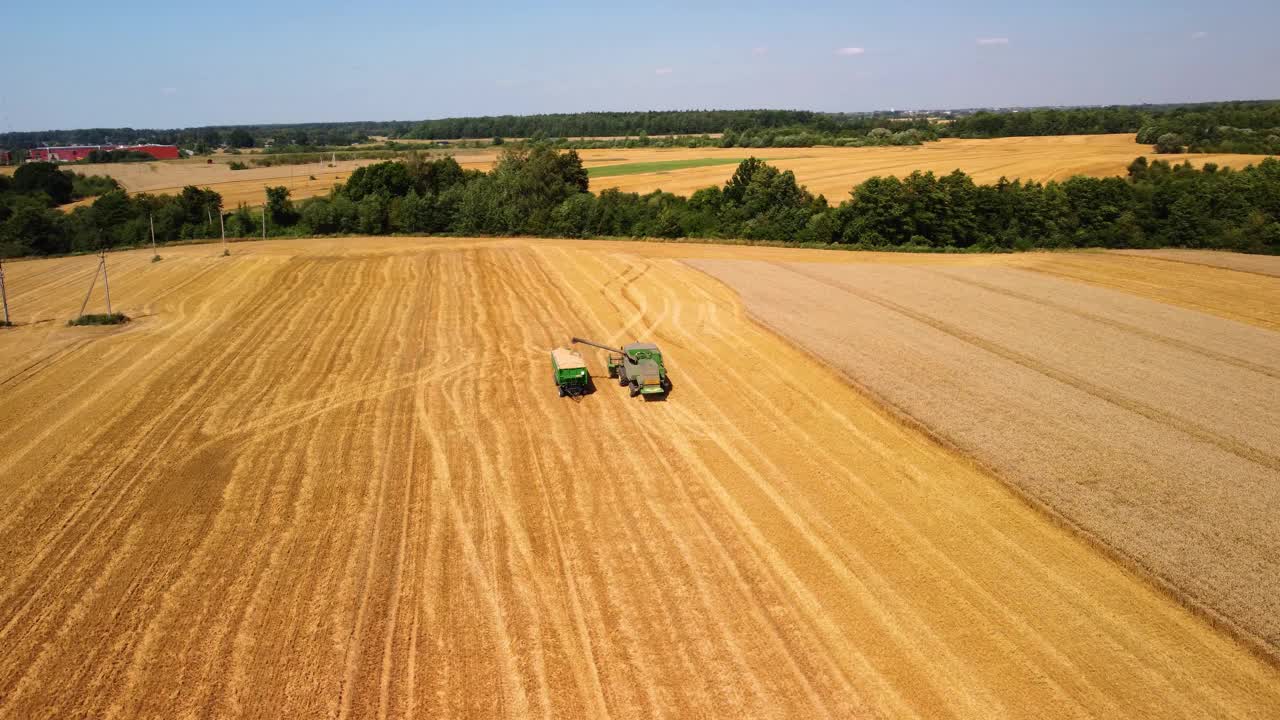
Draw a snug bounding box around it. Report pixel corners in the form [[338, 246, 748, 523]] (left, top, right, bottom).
[[300, 197, 338, 234], [2, 204, 66, 255], [357, 194, 388, 234], [89, 190, 138, 246], [227, 129, 255, 148], [265, 186, 296, 225], [13, 162, 74, 205], [344, 161, 413, 200], [1155, 133, 1186, 154]]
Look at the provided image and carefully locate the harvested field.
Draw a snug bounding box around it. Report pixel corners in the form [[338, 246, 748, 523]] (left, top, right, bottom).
[[51, 151, 500, 211], [578, 134, 1271, 199], [43, 134, 1276, 210], [1, 238, 1278, 718], [692, 252, 1280, 664], [53, 157, 389, 210]]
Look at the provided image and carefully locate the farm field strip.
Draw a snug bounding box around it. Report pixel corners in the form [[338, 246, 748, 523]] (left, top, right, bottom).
[[690, 256, 1280, 663], [586, 157, 747, 177], [1108, 248, 1280, 278], [1, 238, 1278, 717]]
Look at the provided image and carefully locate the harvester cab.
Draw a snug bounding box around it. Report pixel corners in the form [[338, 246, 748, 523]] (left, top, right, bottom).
[[572, 337, 671, 397]]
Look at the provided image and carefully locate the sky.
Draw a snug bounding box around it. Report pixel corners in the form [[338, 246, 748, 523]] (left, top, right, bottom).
[[3, 0, 1278, 131]]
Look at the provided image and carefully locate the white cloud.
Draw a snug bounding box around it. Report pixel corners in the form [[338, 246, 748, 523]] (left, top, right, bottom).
[[976, 37, 1010, 46], [835, 47, 865, 56], [751, 46, 768, 56], [654, 67, 674, 75], [160, 87, 178, 95], [1191, 31, 1208, 39]]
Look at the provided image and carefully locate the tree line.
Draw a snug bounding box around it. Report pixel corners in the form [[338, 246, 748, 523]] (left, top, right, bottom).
[[403, 109, 930, 140], [1132, 102, 1280, 155], [5, 150, 1278, 259], [943, 100, 1280, 154], [0, 123, 395, 155], [8, 102, 1278, 157], [0, 110, 939, 154], [542, 125, 935, 150], [1, 164, 222, 257], [245, 151, 1280, 253]]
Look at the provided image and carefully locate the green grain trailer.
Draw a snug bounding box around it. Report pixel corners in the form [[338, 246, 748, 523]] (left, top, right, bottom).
[[551, 347, 591, 396], [571, 337, 671, 397]]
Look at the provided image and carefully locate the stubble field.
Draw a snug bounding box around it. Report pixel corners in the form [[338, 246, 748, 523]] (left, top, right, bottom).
[[28, 133, 1274, 210], [50, 157, 387, 211], [1, 237, 1278, 718]]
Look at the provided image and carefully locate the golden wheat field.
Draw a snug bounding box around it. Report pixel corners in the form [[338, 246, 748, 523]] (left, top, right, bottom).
[[2, 237, 1279, 718], [579, 134, 1274, 199], [31, 133, 1274, 210]]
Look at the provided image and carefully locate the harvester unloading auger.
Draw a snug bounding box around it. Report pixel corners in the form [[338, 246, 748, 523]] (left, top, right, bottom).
[[572, 337, 672, 397]]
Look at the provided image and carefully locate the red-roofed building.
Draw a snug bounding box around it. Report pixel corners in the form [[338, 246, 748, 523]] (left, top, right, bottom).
[[27, 144, 180, 162], [127, 144, 181, 160]]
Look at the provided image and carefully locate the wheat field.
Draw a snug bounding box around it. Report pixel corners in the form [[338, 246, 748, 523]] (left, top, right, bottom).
[[694, 251, 1280, 664], [1, 238, 1278, 718], [581, 134, 1274, 199]]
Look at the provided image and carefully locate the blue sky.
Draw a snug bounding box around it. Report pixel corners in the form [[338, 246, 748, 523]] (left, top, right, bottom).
[[3, 0, 1277, 131]]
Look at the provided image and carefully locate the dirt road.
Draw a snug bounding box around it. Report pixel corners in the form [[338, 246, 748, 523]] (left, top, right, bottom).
[[1, 239, 1277, 718]]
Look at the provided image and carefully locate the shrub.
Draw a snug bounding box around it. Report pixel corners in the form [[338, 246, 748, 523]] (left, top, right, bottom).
[[68, 313, 130, 326], [1155, 133, 1186, 154]]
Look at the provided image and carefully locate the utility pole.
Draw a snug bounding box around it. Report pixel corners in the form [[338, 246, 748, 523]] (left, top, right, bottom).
[[149, 213, 158, 259], [261, 208, 266, 241], [101, 251, 112, 315], [0, 257, 10, 325], [79, 256, 98, 317], [219, 211, 227, 255], [78, 252, 105, 318]]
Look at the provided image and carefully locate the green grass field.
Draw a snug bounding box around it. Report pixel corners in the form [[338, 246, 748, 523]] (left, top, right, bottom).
[[587, 157, 745, 178]]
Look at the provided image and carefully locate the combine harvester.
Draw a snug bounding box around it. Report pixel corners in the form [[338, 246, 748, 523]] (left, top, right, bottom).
[[572, 337, 671, 398]]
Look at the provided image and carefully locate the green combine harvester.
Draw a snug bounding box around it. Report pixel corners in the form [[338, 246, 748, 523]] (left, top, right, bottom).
[[572, 337, 671, 397], [550, 347, 591, 397]]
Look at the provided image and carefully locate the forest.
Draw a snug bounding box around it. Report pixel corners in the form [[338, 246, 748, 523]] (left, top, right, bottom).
[[402, 110, 932, 140], [942, 101, 1280, 154]]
